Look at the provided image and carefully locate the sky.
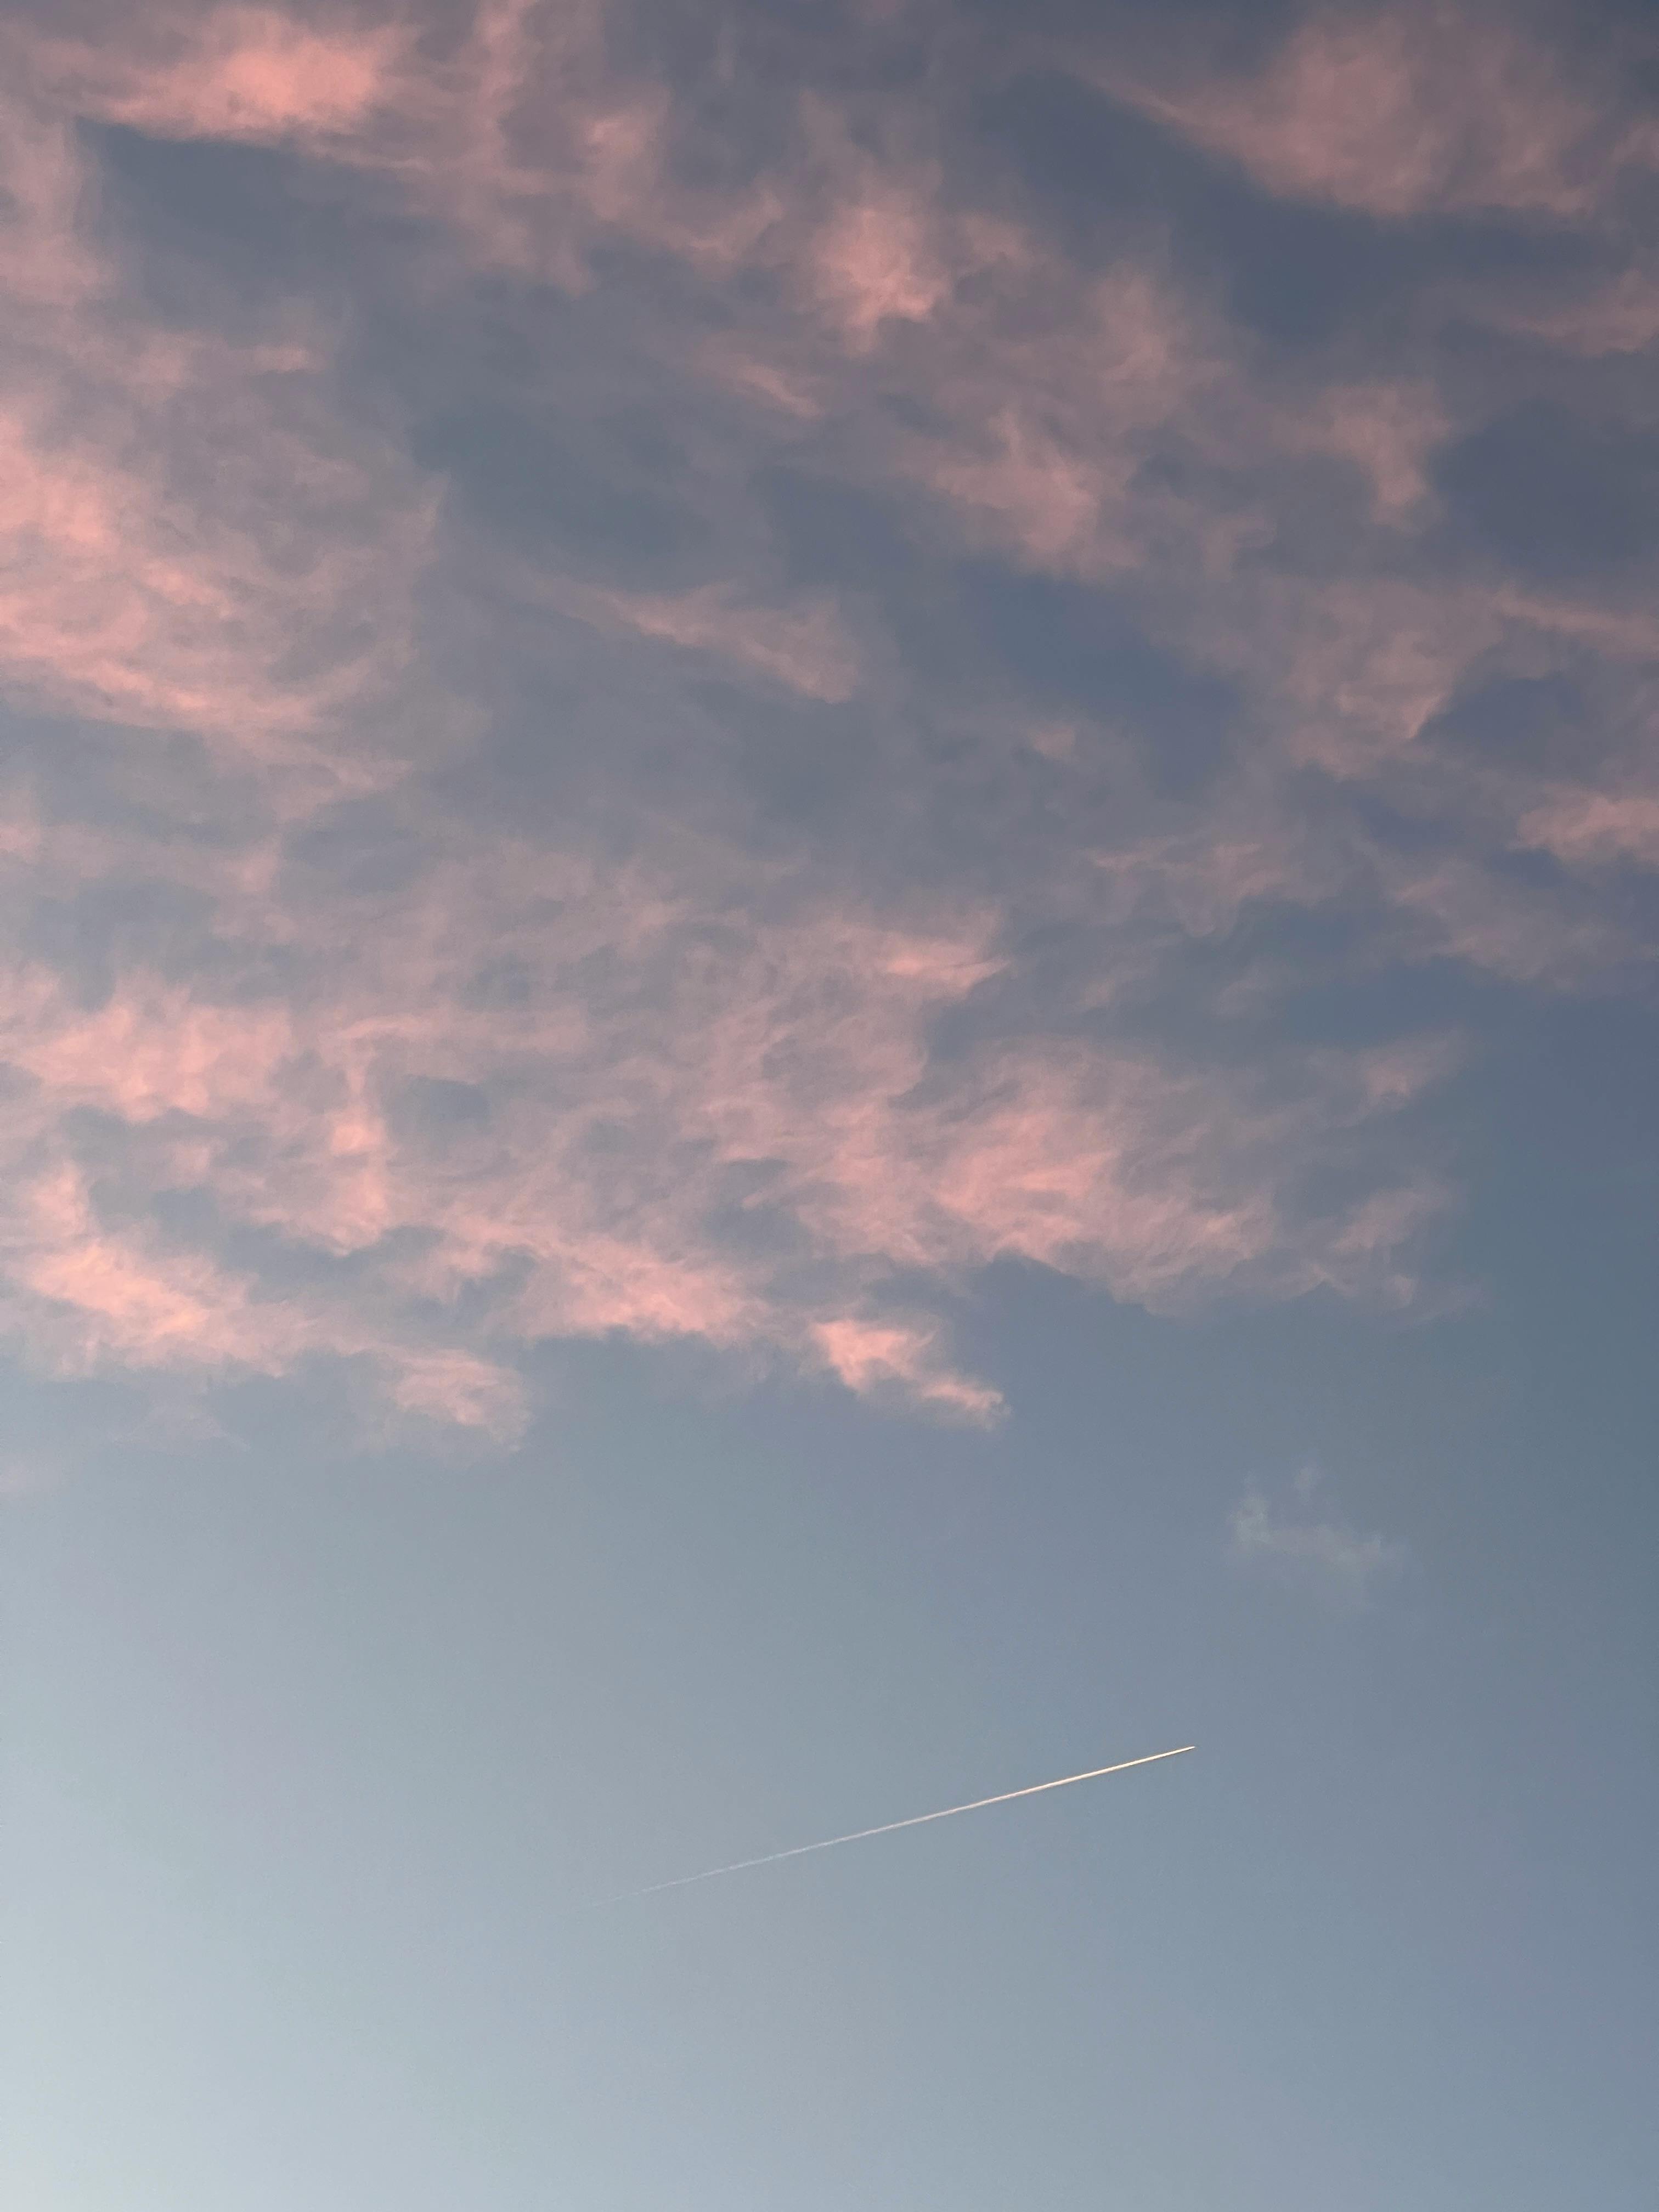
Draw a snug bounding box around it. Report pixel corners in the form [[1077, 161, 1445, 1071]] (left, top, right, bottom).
[[2, 0, 1657, 2205]]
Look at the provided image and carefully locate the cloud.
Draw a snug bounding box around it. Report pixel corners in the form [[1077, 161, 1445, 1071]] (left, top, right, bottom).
[[1100, 7, 1655, 220], [810, 1316, 1006, 1424], [0, 840, 1452, 1435], [1514, 787, 1659, 869], [1284, 380, 1450, 523], [808, 180, 952, 347], [25, 7, 408, 145], [562, 583, 863, 700], [899, 261, 1208, 573], [1231, 1466, 1406, 1601], [1473, 264, 1659, 358], [0, 0, 1652, 1449], [0, 50, 435, 777]]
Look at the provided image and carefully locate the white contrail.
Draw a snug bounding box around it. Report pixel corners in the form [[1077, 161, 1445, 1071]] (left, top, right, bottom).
[[620, 1745, 1195, 1901]]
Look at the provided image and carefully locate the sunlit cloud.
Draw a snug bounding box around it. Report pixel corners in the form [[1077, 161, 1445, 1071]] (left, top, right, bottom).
[[1099, 7, 1655, 219], [0, 0, 1653, 1444]]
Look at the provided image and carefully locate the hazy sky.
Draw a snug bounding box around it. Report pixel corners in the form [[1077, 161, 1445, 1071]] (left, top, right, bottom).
[[3, 1, 1657, 2205]]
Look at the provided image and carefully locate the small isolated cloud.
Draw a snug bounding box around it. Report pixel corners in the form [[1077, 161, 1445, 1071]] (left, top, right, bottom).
[[1230, 1466, 1405, 1604]]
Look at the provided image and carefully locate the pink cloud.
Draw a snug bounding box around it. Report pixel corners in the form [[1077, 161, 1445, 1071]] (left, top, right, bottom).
[[15, 3, 989, 358], [0, 833, 1457, 1437], [1514, 788, 1659, 868], [1211, 579, 1500, 775], [567, 584, 863, 701], [1103, 8, 1646, 219], [1212, 569, 1657, 792], [1380, 853, 1622, 981], [0, 83, 434, 769], [1089, 821, 1340, 941], [8, 0, 628, 293], [695, 341, 826, 420], [882, 1042, 1448, 1307], [2, 0, 1648, 1455], [1475, 266, 1659, 357], [925, 407, 1121, 567], [811, 1316, 1005, 1424], [28, 7, 407, 145], [1285, 381, 1450, 521], [1488, 589, 1659, 663], [808, 188, 951, 347], [902, 264, 1206, 573], [0, 369, 430, 761], [9, 1162, 308, 1374], [0, 93, 105, 311], [385, 1347, 528, 1437], [10, 976, 295, 1122]]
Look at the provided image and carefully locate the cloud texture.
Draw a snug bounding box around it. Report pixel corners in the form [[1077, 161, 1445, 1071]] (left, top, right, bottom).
[[1231, 1465, 1406, 1601], [1, 0, 1655, 1438]]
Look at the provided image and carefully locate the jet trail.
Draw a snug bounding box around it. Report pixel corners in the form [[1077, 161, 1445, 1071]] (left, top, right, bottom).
[[621, 1745, 1194, 1901]]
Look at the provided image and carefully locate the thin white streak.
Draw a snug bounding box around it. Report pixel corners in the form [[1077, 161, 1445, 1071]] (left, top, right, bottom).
[[619, 1745, 1195, 1901]]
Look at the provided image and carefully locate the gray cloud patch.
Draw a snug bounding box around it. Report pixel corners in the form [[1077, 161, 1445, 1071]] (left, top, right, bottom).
[[1231, 1466, 1407, 1601]]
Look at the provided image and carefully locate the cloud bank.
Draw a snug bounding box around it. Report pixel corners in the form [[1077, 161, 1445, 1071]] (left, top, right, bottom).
[[0, 0, 1655, 1440]]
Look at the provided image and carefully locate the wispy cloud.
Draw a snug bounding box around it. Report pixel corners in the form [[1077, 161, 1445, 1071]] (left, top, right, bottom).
[[1231, 1467, 1406, 1603], [0, 0, 1654, 1444], [560, 583, 863, 701], [1099, 7, 1655, 220]]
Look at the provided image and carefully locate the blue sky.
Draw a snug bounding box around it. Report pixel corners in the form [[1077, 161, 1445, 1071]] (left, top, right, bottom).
[[3, 1, 1657, 2205]]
